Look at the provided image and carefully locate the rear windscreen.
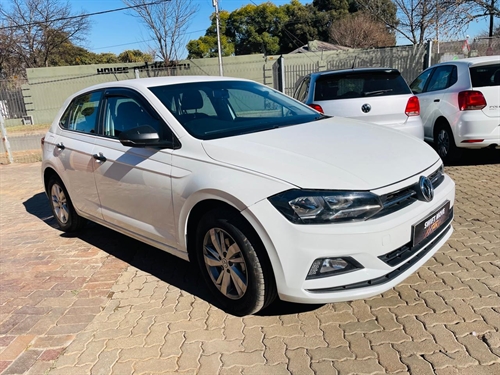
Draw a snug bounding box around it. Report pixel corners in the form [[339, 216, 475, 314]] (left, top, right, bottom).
[[314, 71, 411, 101], [470, 64, 500, 87]]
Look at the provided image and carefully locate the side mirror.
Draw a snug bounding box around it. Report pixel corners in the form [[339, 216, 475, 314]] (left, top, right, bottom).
[[118, 125, 161, 147]]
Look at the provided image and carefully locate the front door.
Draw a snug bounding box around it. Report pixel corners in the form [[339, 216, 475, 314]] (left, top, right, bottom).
[[92, 89, 178, 249]]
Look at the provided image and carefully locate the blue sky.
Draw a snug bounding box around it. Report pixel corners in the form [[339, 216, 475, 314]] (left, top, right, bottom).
[[72, 0, 290, 56], [72, 0, 491, 57]]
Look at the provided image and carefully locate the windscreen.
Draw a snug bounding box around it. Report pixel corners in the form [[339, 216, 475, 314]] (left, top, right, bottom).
[[149, 81, 323, 140], [314, 70, 411, 101]]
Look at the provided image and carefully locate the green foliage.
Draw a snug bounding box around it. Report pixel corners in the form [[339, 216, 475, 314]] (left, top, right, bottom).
[[226, 3, 288, 55], [187, 35, 235, 59], [187, 0, 399, 57], [118, 50, 154, 63], [187, 11, 235, 58]]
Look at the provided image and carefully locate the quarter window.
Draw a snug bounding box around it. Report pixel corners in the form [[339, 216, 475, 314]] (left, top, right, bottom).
[[410, 69, 433, 94], [60, 91, 102, 134], [294, 77, 310, 102]]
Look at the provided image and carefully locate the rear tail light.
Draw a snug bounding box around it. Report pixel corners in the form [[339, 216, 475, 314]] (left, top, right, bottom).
[[405, 96, 420, 116], [41, 136, 45, 149], [308, 104, 324, 113], [458, 91, 486, 110]]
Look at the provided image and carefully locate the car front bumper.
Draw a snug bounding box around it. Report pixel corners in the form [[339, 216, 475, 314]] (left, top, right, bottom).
[[243, 172, 455, 304]]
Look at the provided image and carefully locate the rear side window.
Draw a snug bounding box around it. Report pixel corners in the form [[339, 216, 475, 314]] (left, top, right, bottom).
[[60, 91, 102, 134], [426, 66, 457, 92], [313, 71, 411, 101], [470, 64, 500, 87]]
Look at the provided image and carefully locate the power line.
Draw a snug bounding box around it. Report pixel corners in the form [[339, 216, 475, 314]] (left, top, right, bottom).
[[90, 28, 207, 51], [0, 0, 168, 31]]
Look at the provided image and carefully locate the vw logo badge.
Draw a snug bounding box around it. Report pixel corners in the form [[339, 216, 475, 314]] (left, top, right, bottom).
[[418, 176, 434, 202], [361, 104, 371, 113]]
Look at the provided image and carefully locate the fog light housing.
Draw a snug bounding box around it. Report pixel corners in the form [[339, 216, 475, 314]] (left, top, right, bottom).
[[306, 257, 363, 279]]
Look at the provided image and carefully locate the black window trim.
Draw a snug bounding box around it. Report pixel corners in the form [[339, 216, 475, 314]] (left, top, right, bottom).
[[58, 89, 104, 137], [423, 65, 456, 93], [100, 87, 181, 150]]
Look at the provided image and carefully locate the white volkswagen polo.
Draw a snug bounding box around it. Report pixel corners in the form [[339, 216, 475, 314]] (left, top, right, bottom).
[[42, 76, 455, 315]]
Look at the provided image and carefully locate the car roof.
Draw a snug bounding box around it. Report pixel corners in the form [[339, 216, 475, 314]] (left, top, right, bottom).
[[308, 68, 400, 78], [434, 55, 500, 67], [71, 75, 253, 97]]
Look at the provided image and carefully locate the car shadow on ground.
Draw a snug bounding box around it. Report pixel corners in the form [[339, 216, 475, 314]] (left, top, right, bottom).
[[444, 148, 500, 167], [23, 192, 322, 317]]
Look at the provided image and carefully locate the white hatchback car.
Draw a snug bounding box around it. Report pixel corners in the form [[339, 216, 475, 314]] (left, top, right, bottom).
[[42, 76, 455, 316], [293, 68, 424, 139], [410, 56, 500, 161]]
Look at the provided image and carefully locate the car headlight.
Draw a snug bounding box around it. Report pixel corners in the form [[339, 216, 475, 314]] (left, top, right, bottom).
[[268, 189, 382, 224]]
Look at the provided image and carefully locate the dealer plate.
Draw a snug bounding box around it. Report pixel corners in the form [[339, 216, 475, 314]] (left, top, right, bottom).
[[412, 201, 451, 247]]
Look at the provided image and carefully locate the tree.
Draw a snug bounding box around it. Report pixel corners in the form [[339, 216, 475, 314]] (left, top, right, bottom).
[[330, 11, 396, 47], [123, 0, 198, 63], [118, 49, 154, 62], [356, 0, 467, 45], [226, 3, 288, 55], [281, 1, 332, 51], [186, 11, 235, 58], [448, 0, 500, 36], [0, 0, 90, 70]]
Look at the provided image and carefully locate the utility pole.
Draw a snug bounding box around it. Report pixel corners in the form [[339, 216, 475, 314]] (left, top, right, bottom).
[[213, 0, 224, 76]]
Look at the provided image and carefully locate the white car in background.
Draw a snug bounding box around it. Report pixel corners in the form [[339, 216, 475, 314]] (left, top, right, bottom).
[[293, 68, 424, 139], [42, 76, 454, 316], [410, 56, 500, 161]]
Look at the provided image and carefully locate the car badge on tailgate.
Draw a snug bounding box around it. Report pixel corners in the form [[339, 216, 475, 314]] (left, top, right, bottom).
[[361, 104, 371, 113]]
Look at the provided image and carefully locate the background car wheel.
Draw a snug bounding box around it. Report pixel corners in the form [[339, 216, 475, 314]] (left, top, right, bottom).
[[195, 208, 276, 316], [47, 176, 87, 232], [434, 123, 462, 162]]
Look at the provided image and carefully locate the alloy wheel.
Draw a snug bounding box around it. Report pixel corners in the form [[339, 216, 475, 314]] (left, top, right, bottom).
[[202, 228, 248, 300], [51, 183, 69, 224]]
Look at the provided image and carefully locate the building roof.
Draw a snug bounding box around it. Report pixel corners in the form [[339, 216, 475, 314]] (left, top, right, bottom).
[[289, 40, 351, 54]]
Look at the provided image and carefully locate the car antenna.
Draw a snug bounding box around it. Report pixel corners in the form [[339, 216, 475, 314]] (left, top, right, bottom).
[[351, 56, 356, 69]]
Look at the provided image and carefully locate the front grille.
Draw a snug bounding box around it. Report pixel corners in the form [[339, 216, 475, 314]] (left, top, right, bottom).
[[372, 166, 445, 219], [307, 222, 452, 293]]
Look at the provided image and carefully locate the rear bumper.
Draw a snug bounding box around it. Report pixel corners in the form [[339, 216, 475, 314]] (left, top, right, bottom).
[[455, 112, 500, 148]]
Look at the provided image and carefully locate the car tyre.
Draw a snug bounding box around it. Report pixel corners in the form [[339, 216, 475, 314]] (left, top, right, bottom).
[[47, 176, 87, 232], [195, 208, 276, 316], [434, 123, 462, 162]]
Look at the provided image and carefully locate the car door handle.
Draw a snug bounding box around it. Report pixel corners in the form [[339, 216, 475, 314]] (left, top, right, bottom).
[[434, 99, 440, 102], [56, 143, 65, 150], [93, 153, 107, 162]]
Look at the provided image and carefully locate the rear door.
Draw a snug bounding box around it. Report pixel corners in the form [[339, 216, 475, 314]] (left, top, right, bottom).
[[45, 90, 103, 220], [312, 70, 412, 126], [411, 66, 457, 139]]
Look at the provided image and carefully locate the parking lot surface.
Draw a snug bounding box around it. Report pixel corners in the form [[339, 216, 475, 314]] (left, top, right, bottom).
[[1, 153, 499, 375]]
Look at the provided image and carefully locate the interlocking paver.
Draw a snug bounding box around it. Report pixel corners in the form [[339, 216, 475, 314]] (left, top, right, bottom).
[[1, 153, 499, 375], [372, 343, 407, 373], [334, 358, 385, 375], [286, 348, 314, 375]]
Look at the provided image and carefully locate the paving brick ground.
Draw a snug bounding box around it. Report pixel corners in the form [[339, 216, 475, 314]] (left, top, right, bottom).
[[1, 151, 499, 375]]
